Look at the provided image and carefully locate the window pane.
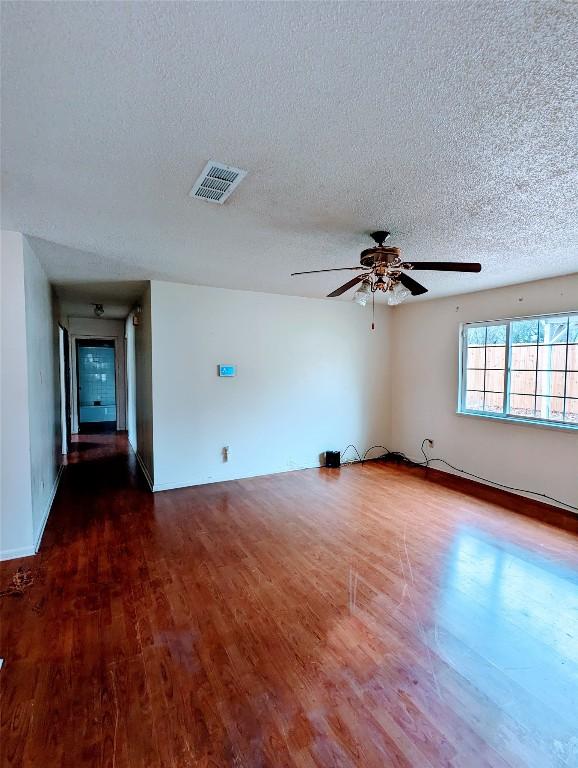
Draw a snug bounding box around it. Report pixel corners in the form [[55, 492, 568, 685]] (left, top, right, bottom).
[[510, 370, 536, 395], [536, 371, 565, 397], [511, 345, 537, 370], [565, 398, 578, 423], [566, 371, 578, 399], [509, 394, 535, 417], [511, 319, 538, 344], [466, 390, 484, 410], [467, 326, 486, 345], [463, 324, 506, 415], [535, 396, 565, 421], [568, 344, 578, 370], [539, 316, 568, 344], [467, 346, 485, 368], [484, 392, 504, 413], [485, 370, 504, 392], [569, 318, 578, 343], [466, 369, 484, 390], [537, 345, 567, 370], [486, 346, 505, 369], [486, 325, 506, 345]]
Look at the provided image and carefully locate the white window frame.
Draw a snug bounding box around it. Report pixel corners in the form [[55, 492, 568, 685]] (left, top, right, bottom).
[[458, 311, 578, 431]]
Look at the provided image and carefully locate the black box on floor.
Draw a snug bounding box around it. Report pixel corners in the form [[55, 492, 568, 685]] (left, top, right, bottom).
[[325, 450, 341, 468]]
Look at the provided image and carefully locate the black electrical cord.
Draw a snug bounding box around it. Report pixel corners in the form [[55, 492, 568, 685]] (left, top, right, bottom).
[[362, 445, 392, 462], [340, 444, 363, 465], [336, 440, 578, 512], [390, 438, 578, 513], [341, 444, 391, 465]]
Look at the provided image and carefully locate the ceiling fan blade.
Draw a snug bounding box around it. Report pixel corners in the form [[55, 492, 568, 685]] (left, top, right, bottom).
[[398, 272, 428, 296], [402, 261, 482, 273], [291, 266, 364, 276], [327, 275, 365, 298]]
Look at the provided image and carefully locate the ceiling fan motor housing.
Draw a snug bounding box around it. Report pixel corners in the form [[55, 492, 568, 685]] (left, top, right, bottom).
[[359, 246, 401, 269]]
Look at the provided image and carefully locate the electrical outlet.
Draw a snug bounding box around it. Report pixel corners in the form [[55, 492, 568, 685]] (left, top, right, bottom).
[[222, 446, 229, 462]]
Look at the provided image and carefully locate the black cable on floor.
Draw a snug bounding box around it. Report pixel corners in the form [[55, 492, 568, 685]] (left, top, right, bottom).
[[340, 444, 363, 465], [336, 441, 577, 513], [385, 438, 578, 513], [362, 445, 392, 462]]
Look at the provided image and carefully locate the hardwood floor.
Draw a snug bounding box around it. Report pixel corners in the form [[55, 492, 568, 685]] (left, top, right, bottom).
[[1, 434, 577, 768]]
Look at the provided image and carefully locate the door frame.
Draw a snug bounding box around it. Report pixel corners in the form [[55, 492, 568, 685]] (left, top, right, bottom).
[[58, 324, 71, 454], [71, 335, 120, 433]]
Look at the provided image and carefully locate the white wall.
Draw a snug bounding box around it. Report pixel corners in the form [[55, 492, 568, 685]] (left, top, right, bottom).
[[23, 238, 63, 547], [0, 232, 35, 558], [391, 274, 578, 510], [134, 285, 154, 486], [149, 280, 391, 491], [67, 316, 127, 432]]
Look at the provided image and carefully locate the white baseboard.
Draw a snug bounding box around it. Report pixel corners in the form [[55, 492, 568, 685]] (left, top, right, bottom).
[[135, 451, 154, 491], [35, 464, 64, 553], [0, 545, 36, 562], [405, 453, 576, 513], [151, 462, 323, 493]]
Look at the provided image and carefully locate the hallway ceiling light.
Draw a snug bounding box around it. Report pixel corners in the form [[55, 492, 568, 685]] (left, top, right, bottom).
[[92, 303, 104, 317]]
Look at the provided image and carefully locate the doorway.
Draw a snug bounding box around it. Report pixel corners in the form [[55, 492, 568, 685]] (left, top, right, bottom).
[[76, 340, 117, 433]]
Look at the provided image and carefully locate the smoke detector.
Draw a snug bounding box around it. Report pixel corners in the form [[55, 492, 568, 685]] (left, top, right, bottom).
[[189, 161, 247, 204]]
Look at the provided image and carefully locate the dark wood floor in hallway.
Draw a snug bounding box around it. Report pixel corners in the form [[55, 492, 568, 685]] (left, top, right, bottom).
[[1, 434, 577, 768]]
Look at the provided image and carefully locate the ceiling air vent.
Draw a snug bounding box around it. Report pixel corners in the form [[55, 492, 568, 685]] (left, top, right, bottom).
[[189, 161, 247, 204]]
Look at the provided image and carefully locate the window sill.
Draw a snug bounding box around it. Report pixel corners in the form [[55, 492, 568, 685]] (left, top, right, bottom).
[[456, 410, 578, 433]]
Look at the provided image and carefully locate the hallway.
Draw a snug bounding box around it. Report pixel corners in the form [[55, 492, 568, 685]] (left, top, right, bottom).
[[1, 435, 578, 767]]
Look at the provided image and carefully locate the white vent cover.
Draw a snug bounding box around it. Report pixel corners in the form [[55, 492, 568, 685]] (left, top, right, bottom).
[[189, 161, 247, 204]]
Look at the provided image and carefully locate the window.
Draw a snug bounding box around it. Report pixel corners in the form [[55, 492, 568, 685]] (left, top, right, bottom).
[[459, 312, 578, 428]]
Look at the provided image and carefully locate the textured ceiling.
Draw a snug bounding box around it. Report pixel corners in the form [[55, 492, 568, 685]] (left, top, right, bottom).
[[2, 1, 577, 303]]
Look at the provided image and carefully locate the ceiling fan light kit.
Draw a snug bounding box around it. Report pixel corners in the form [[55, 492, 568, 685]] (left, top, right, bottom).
[[291, 230, 482, 327], [387, 282, 412, 306], [353, 279, 372, 306]]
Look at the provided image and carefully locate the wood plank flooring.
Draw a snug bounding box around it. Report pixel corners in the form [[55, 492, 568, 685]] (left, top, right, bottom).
[[1, 434, 577, 768]]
